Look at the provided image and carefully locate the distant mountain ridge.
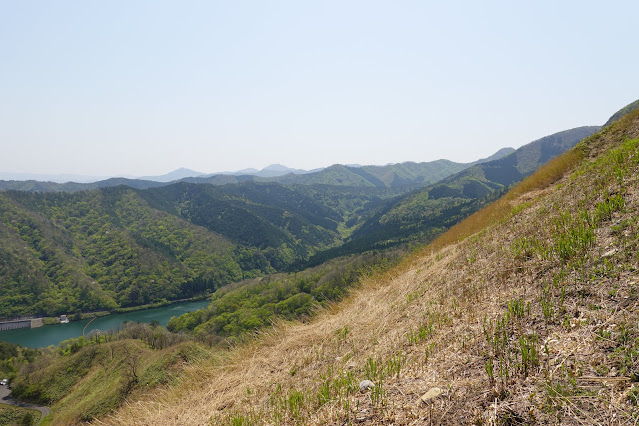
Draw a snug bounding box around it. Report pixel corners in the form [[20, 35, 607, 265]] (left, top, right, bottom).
[[0, 164, 310, 185], [180, 148, 515, 189], [0, 149, 514, 193], [0, 172, 112, 184]]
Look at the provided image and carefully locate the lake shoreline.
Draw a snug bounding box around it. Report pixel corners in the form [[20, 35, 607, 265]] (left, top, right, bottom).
[[0, 299, 212, 348], [0, 293, 211, 327]]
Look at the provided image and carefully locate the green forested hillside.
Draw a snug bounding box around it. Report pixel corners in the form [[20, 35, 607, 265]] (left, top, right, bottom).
[[138, 182, 344, 267], [0, 188, 243, 317], [166, 249, 404, 342]]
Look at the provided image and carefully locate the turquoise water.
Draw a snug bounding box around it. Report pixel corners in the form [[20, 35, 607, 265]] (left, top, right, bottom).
[[0, 300, 210, 348]]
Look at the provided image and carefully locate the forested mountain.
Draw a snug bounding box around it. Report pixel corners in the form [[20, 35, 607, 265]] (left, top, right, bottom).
[[0, 182, 368, 317], [302, 126, 601, 265], [137, 182, 342, 260], [0, 177, 422, 318]]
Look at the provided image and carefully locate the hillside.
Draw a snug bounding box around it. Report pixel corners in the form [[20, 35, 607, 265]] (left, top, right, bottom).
[[138, 182, 342, 258], [0, 187, 242, 317], [99, 110, 639, 424]]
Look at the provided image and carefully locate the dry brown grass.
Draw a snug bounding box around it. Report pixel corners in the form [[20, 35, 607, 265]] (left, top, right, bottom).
[[424, 147, 585, 256], [98, 112, 639, 425]]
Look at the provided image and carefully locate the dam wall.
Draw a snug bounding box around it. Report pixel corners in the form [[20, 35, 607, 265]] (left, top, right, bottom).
[[0, 320, 32, 331]]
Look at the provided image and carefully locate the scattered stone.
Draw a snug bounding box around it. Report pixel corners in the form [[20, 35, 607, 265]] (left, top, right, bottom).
[[603, 249, 616, 257], [359, 380, 375, 392], [419, 387, 444, 403]]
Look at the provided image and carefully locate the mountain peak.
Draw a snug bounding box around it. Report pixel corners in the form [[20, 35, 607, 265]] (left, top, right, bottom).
[[262, 164, 291, 172], [139, 168, 205, 182]]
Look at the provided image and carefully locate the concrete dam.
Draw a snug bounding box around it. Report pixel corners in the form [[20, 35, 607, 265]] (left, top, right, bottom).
[[0, 318, 44, 331]]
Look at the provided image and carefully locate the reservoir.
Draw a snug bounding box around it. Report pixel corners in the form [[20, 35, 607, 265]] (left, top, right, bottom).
[[0, 299, 210, 348]]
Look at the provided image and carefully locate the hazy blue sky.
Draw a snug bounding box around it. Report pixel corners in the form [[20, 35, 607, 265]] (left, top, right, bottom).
[[1, 1, 637, 177]]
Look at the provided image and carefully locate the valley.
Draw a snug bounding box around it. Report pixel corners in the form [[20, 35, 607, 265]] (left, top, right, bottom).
[[0, 101, 637, 425], [0, 125, 598, 321]]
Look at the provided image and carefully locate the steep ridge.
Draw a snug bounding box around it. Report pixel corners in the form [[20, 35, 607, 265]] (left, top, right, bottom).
[[604, 98, 639, 126], [103, 110, 639, 424]]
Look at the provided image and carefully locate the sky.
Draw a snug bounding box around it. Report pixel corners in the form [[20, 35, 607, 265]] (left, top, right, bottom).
[[1, 1, 638, 178]]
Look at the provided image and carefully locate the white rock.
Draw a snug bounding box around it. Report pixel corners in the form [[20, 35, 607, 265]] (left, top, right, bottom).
[[420, 387, 444, 403], [359, 380, 375, 392]]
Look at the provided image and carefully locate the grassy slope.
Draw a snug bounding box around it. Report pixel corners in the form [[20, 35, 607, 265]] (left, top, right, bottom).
[[604, 98, 639, 126], [9, 328, 217, 425], [46, 340, 211, 425], [100, 110, 639, 425]]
